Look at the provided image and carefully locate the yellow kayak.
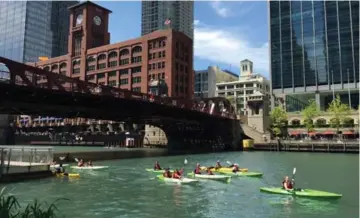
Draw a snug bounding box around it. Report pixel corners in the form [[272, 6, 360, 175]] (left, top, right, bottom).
[[200, 166, 248, 172], [55, 173, 80, 178]]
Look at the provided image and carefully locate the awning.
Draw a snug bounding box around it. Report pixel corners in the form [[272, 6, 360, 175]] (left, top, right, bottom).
[[308, 132, 317, 136], [322, 131, 335, 135], [290, 131, 302, 135], [342, 131, 355, 135]]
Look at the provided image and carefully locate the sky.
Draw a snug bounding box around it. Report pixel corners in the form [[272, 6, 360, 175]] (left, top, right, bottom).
[[95, 1, 269, 77]]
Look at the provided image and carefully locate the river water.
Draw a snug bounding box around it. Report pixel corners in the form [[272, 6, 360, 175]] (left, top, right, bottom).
[[4, 151, 359, 218]]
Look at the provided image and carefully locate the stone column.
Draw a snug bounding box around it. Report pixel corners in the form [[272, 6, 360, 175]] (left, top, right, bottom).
[[315, 92, 321, 111], [0, 115, 15, 145]]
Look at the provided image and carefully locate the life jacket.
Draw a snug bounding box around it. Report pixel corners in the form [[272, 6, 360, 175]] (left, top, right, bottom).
[[208, 170, 214, 175], [194, 167, 201, 174], [232, 166, 239, 173], [282, 180, 293, 189], [173, 172, 181, 179]]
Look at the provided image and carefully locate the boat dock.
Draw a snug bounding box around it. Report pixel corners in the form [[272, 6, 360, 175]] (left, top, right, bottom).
[[251, 141, 359, 153], [0, 146, 54, 182]]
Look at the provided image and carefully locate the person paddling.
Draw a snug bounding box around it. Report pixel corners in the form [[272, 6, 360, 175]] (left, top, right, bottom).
[[78, 159, 84, 167], [214, 160, 222, 170], [86, 160, 93, 167], [232, 164, 240, 173], [55, 163, 68, 176], [163, 168, 172, 178], [172, 169, 182, 179], [207, 168, 214, 175], [154, 161, 162, 170], [282, 176, 294, 190], [194, 163, 201, 174]]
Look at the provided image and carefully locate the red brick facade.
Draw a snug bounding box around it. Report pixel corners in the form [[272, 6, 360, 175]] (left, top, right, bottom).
[[28, 1, 194, 98]]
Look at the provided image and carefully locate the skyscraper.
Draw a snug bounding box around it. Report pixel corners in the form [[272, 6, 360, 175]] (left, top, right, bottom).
[[269, 0, 359, 111], [0, 1, 77, 63], [141, 1, 194, 39]]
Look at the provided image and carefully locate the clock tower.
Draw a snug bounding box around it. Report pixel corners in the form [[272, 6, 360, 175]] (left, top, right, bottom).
[[67, 1, 112, 56]]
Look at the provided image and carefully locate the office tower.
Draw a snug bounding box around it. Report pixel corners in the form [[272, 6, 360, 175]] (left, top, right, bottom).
[[269, 0, 359, 111], [141, 1, 194, 39], [0, 1, 77, 63]]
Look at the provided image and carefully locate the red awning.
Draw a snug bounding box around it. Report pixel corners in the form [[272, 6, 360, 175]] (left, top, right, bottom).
[[308, 132, 317, 136], [342, 131, 354, 135], [322, 131, 335, 135], [290, 131, 302, 135]]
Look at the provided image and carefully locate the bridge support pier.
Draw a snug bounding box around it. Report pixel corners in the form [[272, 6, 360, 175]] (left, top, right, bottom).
[[0, 114, 15, 145]]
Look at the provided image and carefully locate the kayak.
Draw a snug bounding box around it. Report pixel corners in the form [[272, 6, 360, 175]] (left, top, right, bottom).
[[156, 175, 199, 184], [145, 168, 174, 173], [50, 164, 69, 168], [70, 166, 109, 170], [219, 171, 263, 177], [55, 173, 80, 178], [187, 173, 231, 182], [200, 166, 248, 172], [260, 187, 342, 199]]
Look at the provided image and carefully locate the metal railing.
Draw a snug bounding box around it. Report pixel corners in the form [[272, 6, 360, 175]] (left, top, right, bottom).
[[0, 146, 54, 177]]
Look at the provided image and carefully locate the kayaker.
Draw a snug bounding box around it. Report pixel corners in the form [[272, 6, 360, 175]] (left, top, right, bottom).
[[207, 168, 214, 175], [55, 163, 68, 176], [172, 169, 182, 179], [154, 161, 162, 170], [214, 160, 222, 169], [78, 159, 84, 167], [282, 176, 293, 190], [232, 164, 240, 173], [194, 163, 201, 174], [86, 160, 93, 167], [163, 168, 172, 178]]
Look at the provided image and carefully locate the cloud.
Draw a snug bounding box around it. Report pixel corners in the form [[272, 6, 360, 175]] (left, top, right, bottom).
[[193, 20, 200, 26], [194, 22, 269, 76], [210, 1, 232, 18], [210, 1, 256, 18]]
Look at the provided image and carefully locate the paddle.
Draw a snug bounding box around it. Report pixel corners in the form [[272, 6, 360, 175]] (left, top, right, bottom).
[[226, 161, 232, 166], [74, 158, 79, 162], [59, 156, 66, 161], [180, 158, 188, 180], [291, 167, 296, 189]]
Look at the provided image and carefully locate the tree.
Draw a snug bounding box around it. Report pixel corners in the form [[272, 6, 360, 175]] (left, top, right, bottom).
[[301, 99, 319, 133], [270, 106, 288, 137], [327, 95, 351, 132]]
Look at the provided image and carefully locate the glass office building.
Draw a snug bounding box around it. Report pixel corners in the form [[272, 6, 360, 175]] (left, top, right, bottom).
[[141, 1, 194, 39], [0, 1, 76, 63], [269, 0, 359, 110]]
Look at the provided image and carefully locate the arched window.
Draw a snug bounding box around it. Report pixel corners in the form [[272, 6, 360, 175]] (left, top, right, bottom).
[[132, 46, 142, 53], [119, 49, 129, 56], [97, 54, 106, 61], [51, 65, 58, 72], [43, 66, 50, 71], [108, 51, 118, 58], [87, 56, 96, 63]]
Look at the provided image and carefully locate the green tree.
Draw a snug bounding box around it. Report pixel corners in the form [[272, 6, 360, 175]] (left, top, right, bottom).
[[327, 95, 351, 132], [270, 106, 288, 137], [301, 99, 319, 133]]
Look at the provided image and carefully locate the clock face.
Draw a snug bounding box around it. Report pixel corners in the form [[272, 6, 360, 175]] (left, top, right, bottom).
[[76, 14, 83, 25], [93, 16, 101, 26]]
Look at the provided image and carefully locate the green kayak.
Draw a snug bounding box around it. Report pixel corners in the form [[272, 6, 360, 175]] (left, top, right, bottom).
[[260, 187, 342, 199], [219, 171, 263, 177], [145, 168, 173, 173]]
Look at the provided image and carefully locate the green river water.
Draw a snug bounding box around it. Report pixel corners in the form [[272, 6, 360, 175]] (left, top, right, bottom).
[[3, 151, 359, 218]]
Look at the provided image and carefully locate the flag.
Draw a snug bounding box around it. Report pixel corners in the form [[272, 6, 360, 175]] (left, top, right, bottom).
[[164, 18, 171, 25]]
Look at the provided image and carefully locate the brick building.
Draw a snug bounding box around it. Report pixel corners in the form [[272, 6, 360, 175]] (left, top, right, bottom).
[[28, 1, 194, 98]]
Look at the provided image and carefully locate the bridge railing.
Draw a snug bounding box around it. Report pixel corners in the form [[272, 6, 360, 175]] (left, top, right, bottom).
[[0, 56, 235, 119]]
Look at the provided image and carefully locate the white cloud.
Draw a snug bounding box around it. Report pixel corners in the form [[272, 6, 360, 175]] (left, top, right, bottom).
[[193, 20, 200, 26], [194, 23, 269, 76], [210, 1, 232, 18]]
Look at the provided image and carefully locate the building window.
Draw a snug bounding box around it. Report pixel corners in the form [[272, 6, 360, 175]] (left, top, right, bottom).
[[86, 75, 95, 80], [73, 68, 80, 75], [98, 54, 106, 61], [131, 66, 141, 74], [120, 78, 128, 85], [120, 49, 129, 56], [132, 46, 142, 53], [132, 77, 141, 83], [87, 56, 96, 63], [87, 65, 95, 71], [131, 56, 142, 63], [108, 80, 117, 87], [132, 87, 141, 92], [98, 63, 106, 69], [120, 69, 128, 75], [159, 51, 162, 58], [162, 51, 165, 57], [161, 72, 165, 79], [148, 64, 152, 70], [74, 32, 82, 56], [108, 71, 116, 77], [108, 51, 117, 59], [108, 61, 117, 67], [120, 59, 129, 65], [161, 62, 165, 68], [97, 73, 105, 79], [99, 81, 106, 85], [157, 62, 161, 69]]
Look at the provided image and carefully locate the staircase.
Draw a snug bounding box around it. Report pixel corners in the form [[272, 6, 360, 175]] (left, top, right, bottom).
[[240, 123, 270, 143]]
